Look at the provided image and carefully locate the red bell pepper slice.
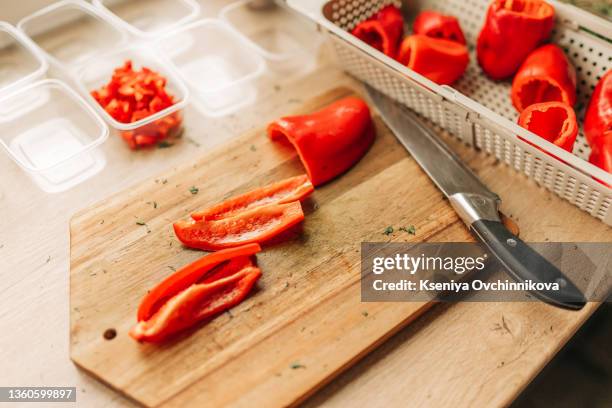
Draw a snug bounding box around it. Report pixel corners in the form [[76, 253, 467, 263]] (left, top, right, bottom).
[[191, 175, 313, 221], [477, 0, 554, 80], [511, 44, 576, 112], [350, 5, 404, 58], [130, 244, 262, 342], [517, 101, 578, 152], [413, 11, 466, 44], [174, 201, 304, 251], [396, 35, 469, 85], [267, 97, 375, 186], [584, 70, 612, 174]]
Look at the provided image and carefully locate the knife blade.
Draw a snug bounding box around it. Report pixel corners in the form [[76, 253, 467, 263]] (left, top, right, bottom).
[[365, 84, 586, 310]]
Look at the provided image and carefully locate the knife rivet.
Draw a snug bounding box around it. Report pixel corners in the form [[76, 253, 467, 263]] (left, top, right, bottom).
[[555, 277, 567, 288], [506, 238, 517, 247]]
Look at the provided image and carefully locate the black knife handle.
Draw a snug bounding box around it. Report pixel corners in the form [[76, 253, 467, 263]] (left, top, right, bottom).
[[471, 219, 586, 310]]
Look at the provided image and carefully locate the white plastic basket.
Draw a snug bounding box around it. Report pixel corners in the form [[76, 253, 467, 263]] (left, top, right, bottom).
[[288, 0, 612, 225]]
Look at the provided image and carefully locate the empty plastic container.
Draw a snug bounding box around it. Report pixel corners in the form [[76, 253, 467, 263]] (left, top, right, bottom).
[[155, 19, 265, 117], [220, 0, 320, 75], [0, 22, 48, 96], [93, 0, 201, 39], [18, 0, 128, 72], [72, 47, 189, 145], [0, 80, 108, 193]]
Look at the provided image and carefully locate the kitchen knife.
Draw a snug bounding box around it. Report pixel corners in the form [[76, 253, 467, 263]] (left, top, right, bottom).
[[365, 84, 586, 310]]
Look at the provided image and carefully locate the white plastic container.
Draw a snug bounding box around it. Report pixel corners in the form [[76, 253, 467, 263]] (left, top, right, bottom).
[[18, 0, 128, 72], [220, 0, 321, 76], [0, 79, 108, 193], [72, 47, 189, 145], [92, 0, 201, 40], [0, 22, 48, 96], [290, 0, 612, 225], [155, 19, 266, 117]]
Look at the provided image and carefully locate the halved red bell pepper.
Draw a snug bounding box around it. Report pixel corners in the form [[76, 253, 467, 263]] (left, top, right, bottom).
[[396, 34, 469, 85], [130, 244, 262, 343], [191, 175, 313, 221], [267, 97, 375, 186], [511, 44, 576, 112], [174, 201, 304, 251], [584, 70, 612, 174], [350, 5, 404, 58], [413, 11, 466, 44], [477, 0, 554, 80], [518, 101, 578, 152]]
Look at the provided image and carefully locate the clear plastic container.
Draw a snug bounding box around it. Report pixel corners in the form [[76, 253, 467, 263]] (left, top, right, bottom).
[[0, 79, 108, 193], [72, 47, 189, 146], [92, 0, 201, 40], [18, 0, 128, 72], [220, 0, 321, 76], [0, 22, 48, 96], [155, 19, 265, 117]]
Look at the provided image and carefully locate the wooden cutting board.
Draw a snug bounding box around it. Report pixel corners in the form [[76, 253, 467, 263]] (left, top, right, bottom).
[[69, 87, 474, 407]]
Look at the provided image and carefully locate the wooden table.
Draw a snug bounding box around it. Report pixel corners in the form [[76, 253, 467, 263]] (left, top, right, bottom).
[[0, 2, 610, 406]]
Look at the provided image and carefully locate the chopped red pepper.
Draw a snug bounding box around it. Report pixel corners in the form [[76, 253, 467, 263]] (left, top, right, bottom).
[[477, 0, 554, 80], [91, 60, 182, 149], [511, 44, 576, 112], [267, 97, 375, 186], [130, 244, 262, 343], [191, 175, 313, 221], [413, 11, 466, 44], [350, 5, 404, 58], [518, 101, 578, 152], [396, 34, 469, 85], [174, 201, 304, 251], [584, 70, 612, 174]]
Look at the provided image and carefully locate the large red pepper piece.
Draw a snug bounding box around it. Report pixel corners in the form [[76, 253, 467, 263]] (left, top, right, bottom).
[[584, 70, 612, 174], [396, 35, 469, 85], [413, 11, 466, 44], [174, 201, 304, 251], [267, 97, 375, 186], [131, 244, 261, 343], [191, 175, 313, 221], [477, 0, 554, 80], [511, 44, 576, 112], [350, 5, 404, 58], [518, 101, 578, 152]]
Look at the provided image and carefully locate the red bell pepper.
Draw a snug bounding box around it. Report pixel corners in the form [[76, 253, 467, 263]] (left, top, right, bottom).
[[511, 44, 576, 112], [174, 201, 304, 251], [267, 97, 375, 186], [396, 34, 469, 85], [517, 101, 578, 152], [477, 0, 554, 80], [413, 11, 466, 44], [91, 60, 182, 149], [191, 174, 313, 221], [584, 70, 612, 174], [131, 244, 261, 342], [350, 5, 404, 58]]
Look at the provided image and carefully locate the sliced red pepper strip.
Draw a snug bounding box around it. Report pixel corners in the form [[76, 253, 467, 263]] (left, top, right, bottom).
[[267, 97, 375, 187], [130, 261, 261, 343], [511, 44, 576, 112], [191, 175, 314, 221], [477, 0, 554, 80], [518, 101, 578, 152], [584, 70, 612, 174], [174, 201, 304, 251], [136, 243, 261, 322], [350, 5, 404, 58], [413, 10, 466, 44], [396, 34, 469, 85]]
